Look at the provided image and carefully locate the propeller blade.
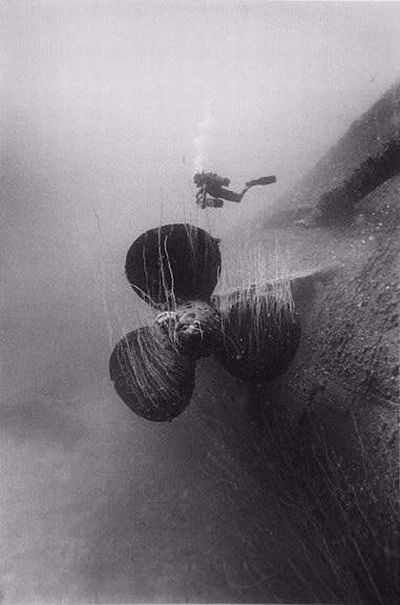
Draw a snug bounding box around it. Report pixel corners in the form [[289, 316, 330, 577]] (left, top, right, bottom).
[[212, 283, 301, 382], [109, 325, 196, 422], [125, 223, 221, 308]]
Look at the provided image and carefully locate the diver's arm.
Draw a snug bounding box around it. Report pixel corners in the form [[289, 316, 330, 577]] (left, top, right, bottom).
[[195, 186, 207, 209]]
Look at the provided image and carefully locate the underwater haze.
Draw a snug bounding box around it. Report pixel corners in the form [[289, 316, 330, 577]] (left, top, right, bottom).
[[1, 1, 400, 603]]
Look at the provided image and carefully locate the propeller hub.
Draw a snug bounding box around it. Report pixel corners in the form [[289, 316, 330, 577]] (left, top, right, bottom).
[[155, 301, 222, 358]]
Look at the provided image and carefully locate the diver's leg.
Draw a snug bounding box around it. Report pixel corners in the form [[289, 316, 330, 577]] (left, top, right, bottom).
[[218, 188, 244, 203], [238, 186, 251, 200]]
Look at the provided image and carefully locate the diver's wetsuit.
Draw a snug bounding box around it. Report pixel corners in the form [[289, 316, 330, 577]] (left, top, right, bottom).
[[195, 173, 277, 209]]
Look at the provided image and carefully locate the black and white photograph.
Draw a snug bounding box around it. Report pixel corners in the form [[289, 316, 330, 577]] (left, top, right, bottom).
[[1, 1, 399, 603]]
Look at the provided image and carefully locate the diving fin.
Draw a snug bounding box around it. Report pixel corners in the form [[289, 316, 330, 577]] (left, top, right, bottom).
[[246, 175, 277, 187]]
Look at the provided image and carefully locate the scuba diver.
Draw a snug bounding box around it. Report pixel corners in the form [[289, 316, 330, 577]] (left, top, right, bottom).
[[194, 172, 277, 209]]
